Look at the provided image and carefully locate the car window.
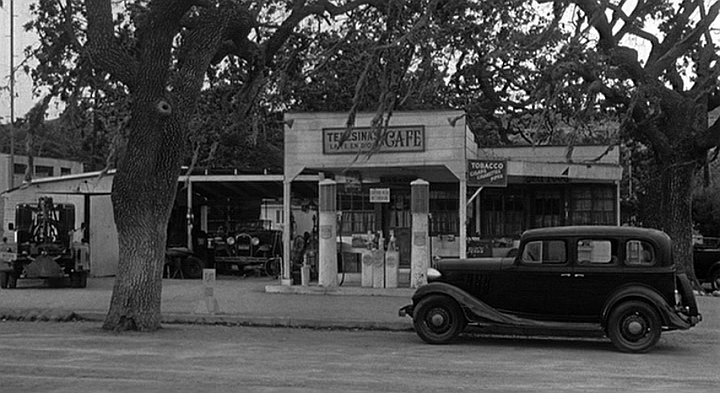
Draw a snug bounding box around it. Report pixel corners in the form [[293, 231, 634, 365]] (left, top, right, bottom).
[[577, 239, 616, 265], [521, 240, 566, 264], [626, 240, 655, 266]]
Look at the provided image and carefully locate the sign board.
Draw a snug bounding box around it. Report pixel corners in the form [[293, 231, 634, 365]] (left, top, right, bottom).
[[0, 251, 17, 262], [202, 268, 216, 284], [369, 188, 390, 203], [467, 159, 508, 187], [323, 126, 425, 154], [343, 171, 362, 194], [467, 239, 492, 257]]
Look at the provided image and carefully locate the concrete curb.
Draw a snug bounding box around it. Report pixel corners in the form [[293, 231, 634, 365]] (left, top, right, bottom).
[[264, 285, 415, 297], [0, 308, 80, 322], [1, 308, 414, 332]]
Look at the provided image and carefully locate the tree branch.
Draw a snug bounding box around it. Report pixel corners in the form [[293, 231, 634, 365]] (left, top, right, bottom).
[[84, 0, 139, 86], [646, 0, 698, 66], [573, 0, 616, 50], [173, 7, 238, 118], [263, 0, 383, 64], [646, 0, 720, 78], [697, 112, 720, 151]]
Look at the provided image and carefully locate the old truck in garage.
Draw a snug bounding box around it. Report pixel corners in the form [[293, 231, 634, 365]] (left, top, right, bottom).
[[1, 197, 89, 289]]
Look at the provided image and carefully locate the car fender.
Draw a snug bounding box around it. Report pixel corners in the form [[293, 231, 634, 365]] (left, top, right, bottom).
[[412, 282, 566, 328], [601, 284, 675, 328]]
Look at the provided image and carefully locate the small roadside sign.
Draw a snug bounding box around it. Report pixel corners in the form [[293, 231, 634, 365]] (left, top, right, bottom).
[[0, 251, 16, 261], [369, 188, 390, 203]]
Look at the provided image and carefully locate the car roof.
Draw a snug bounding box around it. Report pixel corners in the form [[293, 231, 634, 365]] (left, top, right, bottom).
[[520, 226, 674, 266], [521, 226, 668, 240]]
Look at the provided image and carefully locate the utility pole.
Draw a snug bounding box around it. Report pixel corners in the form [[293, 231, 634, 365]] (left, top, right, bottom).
[[8, 0, 16, 189]]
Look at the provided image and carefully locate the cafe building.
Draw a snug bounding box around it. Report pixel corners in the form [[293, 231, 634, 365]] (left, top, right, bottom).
[[281, 111, 623, 284]]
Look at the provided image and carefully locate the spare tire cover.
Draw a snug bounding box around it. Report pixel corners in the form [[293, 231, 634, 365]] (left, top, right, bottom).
[[676, 273, 699, 316]]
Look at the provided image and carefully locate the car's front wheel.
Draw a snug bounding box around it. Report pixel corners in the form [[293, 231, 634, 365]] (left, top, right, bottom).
[[412, 295, 465, 344], [264, 257, 280, 277], [607, 300, 661, 353]]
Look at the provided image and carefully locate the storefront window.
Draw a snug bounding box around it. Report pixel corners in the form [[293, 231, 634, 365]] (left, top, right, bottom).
[[388, 193, 410, 228], [533, 189, 562, 228], [478, 188, 524, 238], [570, 186, 615, 225], [430, 188, 458, 235], [338, 192, 375, 234]]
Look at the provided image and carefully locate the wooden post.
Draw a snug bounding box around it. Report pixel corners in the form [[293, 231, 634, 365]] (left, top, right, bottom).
[[194, 269, 219, 314]]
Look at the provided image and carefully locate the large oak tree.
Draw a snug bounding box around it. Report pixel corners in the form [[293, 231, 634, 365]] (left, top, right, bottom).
[[535, 0, 720, 283], [81, 0, 392, 331]]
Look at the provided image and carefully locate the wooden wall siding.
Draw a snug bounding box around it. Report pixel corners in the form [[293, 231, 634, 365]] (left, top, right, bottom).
[[479, 145, 620, 165], [465, 128, 479, 162], [285, 111, 467, 180], [504, 160, 623, 181]]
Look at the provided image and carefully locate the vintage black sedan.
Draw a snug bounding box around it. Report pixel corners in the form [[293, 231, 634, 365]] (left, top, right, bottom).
[[400, 226, 702, 353]]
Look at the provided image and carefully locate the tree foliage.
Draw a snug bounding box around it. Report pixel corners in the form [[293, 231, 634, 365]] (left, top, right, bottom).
[[534, 0, 720, 284]]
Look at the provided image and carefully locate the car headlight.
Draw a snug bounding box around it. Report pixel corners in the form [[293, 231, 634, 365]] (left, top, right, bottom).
[[251, 237, 260, 246], [427, 267, 441, 281], [226, 236, 236, 246]]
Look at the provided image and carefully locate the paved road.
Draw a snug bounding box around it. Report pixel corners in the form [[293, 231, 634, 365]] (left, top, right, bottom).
[[0, 321, 718, 393]]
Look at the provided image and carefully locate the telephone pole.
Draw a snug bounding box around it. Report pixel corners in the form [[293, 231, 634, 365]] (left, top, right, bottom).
[[8, 0, 15, 189]]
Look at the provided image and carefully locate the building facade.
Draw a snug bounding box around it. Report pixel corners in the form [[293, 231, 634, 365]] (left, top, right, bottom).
[[282, 111, 623, 284]]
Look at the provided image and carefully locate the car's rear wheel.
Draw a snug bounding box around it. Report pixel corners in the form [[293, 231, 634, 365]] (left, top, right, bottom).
[[412, 295, 465, 344], [607, 300, 661, 353]]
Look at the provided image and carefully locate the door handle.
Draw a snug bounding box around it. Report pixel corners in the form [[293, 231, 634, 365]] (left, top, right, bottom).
[[560, 273, 571, 277], [574, 273, 585, 278]]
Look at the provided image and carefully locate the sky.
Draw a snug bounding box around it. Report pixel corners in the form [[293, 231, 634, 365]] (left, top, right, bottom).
[[1, 1, 40, 124]]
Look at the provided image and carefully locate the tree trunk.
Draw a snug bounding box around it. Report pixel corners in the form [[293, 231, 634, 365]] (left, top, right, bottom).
[[103, 97, 185, 331], [661, 160, 699, 284]]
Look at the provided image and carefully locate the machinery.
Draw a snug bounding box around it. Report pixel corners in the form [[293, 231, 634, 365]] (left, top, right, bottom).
[[0, 197, 89, 289]]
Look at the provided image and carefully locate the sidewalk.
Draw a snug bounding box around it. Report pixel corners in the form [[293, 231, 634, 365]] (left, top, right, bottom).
[[0, 276, 415, 331]]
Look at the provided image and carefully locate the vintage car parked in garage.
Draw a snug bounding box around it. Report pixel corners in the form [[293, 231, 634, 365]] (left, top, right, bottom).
[[209, 225, 282, 277], [399, 226, 702, 353], [693, 236, 720, 290]]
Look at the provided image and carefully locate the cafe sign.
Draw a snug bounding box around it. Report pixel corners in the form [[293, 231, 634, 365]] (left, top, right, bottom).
[[323, 126, 425, 154], [467, 159, 508, 187]]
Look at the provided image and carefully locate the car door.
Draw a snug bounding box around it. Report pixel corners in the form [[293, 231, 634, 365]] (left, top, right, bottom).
[[507, 238, 576, 319], [569, 238, 621, 321]]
